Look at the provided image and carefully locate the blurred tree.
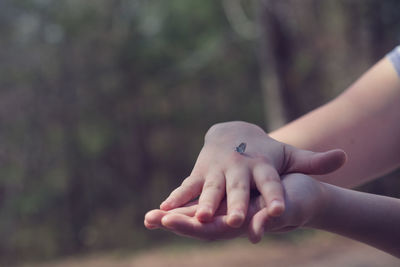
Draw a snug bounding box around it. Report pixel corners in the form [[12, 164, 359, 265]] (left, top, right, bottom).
[[0, 0, 263, 263], [257, 0, 400, 129]]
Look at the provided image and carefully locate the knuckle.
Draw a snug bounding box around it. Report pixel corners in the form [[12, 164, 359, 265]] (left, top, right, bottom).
[[260, 180, 282, 194], [228, 180, 249, 191], [256, 174, 280, 188], [230, 203, 246, 212], [259, 184, 282, 198], [203, 180, 224, 192], [262, 176, 280, 184], [253, 167, 276, 183]]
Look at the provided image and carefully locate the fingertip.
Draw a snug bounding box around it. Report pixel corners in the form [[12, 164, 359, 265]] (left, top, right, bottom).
[[248, 235, 259, 244], [248, 228, 260, 244], [319, 149, 347, 173], [248, 225, 263, 244], [336, 149, 347, 165], [144, 211, 163, 229], [144, 220, 159, 230], [268, 200, 285, 217], [331, 148, 346, 156], [227, 211, 245, 228], [255, 226, 264, 243], [160, 200, 172, 210], [144, 210, 157, 223], [248, 208, 268, 243], [251, 232, 263, 244], [329, 149, 347, 162], [251, 237, 261, 244], [196, 206, 213, 222]]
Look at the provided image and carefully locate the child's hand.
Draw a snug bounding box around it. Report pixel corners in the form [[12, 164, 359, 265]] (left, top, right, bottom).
[[160, 121, 345, 228], [145, 173, 326, 242], [160, 122, 345, 227]]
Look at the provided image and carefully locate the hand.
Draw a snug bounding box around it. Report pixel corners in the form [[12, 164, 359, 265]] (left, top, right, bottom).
[[247, 173, 325, 243], [145, 198, 262, 241], [159, 121, 345, 228], [145, 174, 326, 242]]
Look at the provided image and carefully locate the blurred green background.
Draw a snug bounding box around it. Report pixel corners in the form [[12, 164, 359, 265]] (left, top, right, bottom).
[[1, 0, 400, 265]]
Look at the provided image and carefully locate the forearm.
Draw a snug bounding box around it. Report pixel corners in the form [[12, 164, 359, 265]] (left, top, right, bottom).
[[270, 58, 400, 187], [308, 182, 400, 257]]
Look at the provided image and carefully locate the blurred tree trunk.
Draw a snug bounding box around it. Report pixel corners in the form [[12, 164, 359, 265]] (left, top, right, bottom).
[[256, 0, 390, 131], [257, 0, 289, 131]]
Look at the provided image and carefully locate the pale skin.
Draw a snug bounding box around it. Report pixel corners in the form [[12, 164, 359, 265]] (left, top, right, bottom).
[[145, 56, 400, 256], [146, 173, 400, 257], [160, 122, 346, 227]]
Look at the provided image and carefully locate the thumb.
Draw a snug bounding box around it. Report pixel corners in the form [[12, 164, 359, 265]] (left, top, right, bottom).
[[285, 147, 347, 175]]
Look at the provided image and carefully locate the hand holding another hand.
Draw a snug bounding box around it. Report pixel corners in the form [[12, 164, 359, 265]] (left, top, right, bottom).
[[145, 174, 327, 243], [159, 121, 345, 228]]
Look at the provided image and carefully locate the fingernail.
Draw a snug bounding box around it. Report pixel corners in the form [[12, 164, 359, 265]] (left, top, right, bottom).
[[228, 211, 245, 228]]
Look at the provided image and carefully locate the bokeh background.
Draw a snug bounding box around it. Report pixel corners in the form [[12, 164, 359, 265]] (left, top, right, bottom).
[[1, 0, 400, 265]]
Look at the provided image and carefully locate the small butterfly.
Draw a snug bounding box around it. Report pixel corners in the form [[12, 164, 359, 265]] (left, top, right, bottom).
[[235, 142, 246, 155]]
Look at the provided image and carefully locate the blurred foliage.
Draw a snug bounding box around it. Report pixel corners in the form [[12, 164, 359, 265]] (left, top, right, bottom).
[[0, 0, 263, 263], [0, 0, 399, 264]]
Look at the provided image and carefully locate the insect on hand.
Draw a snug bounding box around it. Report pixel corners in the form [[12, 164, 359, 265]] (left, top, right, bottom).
[[235, 142, 247, 155]]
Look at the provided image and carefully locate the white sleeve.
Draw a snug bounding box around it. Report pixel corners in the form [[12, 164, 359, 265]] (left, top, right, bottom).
[[387, 46, 400, 77]]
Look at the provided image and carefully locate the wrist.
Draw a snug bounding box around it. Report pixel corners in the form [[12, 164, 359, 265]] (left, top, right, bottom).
[[304, 181, 332, 228]]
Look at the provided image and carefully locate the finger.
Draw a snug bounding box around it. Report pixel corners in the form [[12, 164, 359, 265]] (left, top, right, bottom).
[[145, 204, 198, 229], [144, 221, 159, 229], [253, 164, 285, 217], [160, 175, 204, 210], [247, 195, 266, 217], [144, 210, 169, 229], [196, 171, 225, 222], [248, 208, 268, 243], [248, 206, 290, 243], [170, 204, 197, 216], [286, 147, 347, 175], [226, 168, 250, 228], [161, 213, 232, 240]]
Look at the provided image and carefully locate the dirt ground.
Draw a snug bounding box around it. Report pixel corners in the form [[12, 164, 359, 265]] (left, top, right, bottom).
[[37, 232, 398, 267]]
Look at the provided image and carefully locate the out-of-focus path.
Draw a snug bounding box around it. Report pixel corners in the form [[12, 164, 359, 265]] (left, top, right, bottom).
[[37, 232, 398, 267]]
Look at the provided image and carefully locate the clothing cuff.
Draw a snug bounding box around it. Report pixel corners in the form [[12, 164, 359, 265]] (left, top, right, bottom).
[[387, 46, 400, 77]]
